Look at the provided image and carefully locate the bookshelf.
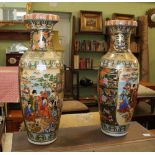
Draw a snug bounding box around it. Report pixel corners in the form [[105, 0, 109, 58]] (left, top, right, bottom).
[[71, 16, 107, 104], [71, 15, 143, 104]]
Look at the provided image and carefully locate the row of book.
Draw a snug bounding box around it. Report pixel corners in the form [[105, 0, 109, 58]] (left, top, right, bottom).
[[74, 40, 107, 52], [74, 55, 94, 69]]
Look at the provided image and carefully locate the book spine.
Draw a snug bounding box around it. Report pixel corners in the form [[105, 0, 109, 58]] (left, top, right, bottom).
[[74, 55, 79, 69]]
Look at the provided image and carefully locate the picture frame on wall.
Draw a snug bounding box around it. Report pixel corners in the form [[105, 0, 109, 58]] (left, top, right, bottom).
[[80, 10, 103, 33], [112, 13, 135, 20], [146, 8, 155, 28]]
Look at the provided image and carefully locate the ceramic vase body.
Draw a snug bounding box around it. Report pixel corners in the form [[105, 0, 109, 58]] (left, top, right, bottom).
[[98, 20, 139, 136], [19, 13, 64, 145]]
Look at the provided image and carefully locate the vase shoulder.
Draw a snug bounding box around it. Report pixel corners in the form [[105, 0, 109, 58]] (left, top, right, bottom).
[[100, 51, 139, 69], [19, 51, 63, 70]]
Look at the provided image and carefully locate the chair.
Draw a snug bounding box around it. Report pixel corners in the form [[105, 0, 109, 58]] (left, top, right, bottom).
[[133, 83, 155, 129], [63, 65, 89, 114], [137, 84, 155, 113], [0, 66, 20, 149]]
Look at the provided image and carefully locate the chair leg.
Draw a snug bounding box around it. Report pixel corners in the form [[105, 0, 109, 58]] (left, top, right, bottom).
[[150, 100, 155, 113]]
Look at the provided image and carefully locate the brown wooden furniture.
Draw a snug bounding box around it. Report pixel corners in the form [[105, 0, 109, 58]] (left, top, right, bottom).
[[6, 53, 23, 66], [71, 16, 106, 103], [0, 21, 24, 27], [10, 122, 155, 152], [0, 30, 30, 41], [6, 110, 23, 132], [63, 65, 89, 112], [0, 28, 29, 130], [64, 65, 76, 99], [140, 81, 155, 91], [137, 84, 155, 113], [132, 82, 155, 129], [4, 55, 22, 131], [1, 29, 29, 132], [71, 15, 148, 103], [0, 122, 5, 151], [0, 103, 5, 151]]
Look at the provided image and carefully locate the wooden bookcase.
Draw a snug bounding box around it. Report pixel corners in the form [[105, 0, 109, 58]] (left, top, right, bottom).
[[71, 15, 143, 105]]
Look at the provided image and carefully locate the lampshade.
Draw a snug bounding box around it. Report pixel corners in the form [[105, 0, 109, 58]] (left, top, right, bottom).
[[51, 31, 64, 52]]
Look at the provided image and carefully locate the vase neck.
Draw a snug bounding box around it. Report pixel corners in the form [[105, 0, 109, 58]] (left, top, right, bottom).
[[30, 29, 54, 51], [109, 26, 132, 52]]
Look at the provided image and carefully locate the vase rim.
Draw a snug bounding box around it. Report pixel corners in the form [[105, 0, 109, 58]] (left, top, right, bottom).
[[105, 20, 137, 27], [24, 13, 60, 22]]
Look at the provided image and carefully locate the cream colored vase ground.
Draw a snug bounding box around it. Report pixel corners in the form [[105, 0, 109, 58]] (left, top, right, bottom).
[[19, 13, 64, 145], [98, 20, 139, 136]]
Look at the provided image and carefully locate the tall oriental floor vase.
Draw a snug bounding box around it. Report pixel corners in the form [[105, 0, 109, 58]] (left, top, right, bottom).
[[19, 13, 64, 145], [98, 20, 139, 137]]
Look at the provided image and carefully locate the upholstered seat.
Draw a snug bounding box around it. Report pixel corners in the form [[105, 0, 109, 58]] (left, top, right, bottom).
[[62, 100, 89, 114], [136, 84, 155, 114], [63, 65, 89, 114], [138, 84, 155, 98], [130, 84, 155, 129]]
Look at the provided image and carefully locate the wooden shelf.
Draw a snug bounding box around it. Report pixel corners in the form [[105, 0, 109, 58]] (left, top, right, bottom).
[[73, 83, 97, 88], [0, 21, 24, 27], [74, 68, 98, 71], [74, 51, 105, 53], [132, 52, 140, 54], [0, 30, 30, 40], [75, 31, 105, 35]]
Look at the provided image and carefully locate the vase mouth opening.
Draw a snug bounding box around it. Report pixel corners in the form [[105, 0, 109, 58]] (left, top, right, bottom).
[[24, 13, 60, 30], [105, 20, 137, 27], [24, 13, 60, 22]]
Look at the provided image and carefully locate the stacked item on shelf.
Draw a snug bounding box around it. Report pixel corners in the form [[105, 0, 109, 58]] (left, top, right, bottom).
[[74, 40, 107, 52]]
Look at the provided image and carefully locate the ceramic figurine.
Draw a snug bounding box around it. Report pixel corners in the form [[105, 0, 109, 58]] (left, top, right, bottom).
[[98, 20, 139, 136], [19, 13, 64, 145]]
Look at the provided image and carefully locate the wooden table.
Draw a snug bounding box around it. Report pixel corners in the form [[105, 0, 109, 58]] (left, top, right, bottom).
[[2, 112, 155, 152], [10, 122, 155, 152], [2, 112, 100, 151]]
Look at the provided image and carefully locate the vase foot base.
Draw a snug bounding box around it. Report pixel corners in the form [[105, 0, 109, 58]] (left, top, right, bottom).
[[28, 137, 57, 145], [101, 128, 128, 137]]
